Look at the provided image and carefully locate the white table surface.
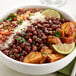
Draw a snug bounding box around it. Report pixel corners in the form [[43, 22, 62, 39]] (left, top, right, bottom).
[[0, 0, 76, 76]]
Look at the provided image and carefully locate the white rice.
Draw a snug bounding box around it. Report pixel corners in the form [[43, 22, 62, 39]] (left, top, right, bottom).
[[30, 12, 45, 23], [4, 20, 31, 47]]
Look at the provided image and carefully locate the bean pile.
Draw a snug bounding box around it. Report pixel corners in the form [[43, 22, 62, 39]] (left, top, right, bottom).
[[1, 17, 70, 62], [0, 8, 41, 45]]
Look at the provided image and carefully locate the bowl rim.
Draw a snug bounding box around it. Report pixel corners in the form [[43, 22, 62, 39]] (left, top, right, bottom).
[[0, 4, 76, 66]]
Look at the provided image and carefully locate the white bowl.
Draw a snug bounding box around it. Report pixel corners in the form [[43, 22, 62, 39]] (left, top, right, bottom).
[[0, 5, 76, 75]]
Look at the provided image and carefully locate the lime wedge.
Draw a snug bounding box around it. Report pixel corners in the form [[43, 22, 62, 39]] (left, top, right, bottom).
[[52, 42, 75, 54], [42, 9, 61, 19]]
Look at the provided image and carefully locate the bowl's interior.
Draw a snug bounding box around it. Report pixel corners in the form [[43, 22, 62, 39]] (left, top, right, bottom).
[[0, 5, 75, 66]]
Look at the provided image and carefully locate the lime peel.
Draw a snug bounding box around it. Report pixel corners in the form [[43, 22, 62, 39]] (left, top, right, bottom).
[[52, 42, 75, 54], [42, 9, 61, 19]]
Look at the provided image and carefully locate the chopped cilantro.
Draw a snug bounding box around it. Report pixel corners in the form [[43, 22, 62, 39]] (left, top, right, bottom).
[[35, 36, 37, 40], [18, 54, 21, 56], [16, 37, 22, 40], [42, 25, 44, 27], [21, 37, 27, 43], [10, 13, 16, 17], [12, 53, 15, 55], [16, 37, 27, 43], [18, 19, 23, 24], [42, 52, 46, 55], [24, 33, 27, 36], [64, 31, 66, 33], [54, 31, 61, 38], [3, 18, 12, 21], [3, 13, 16, 21]]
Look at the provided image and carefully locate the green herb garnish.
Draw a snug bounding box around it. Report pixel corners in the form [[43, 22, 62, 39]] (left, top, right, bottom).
[[42, 52, 46, 55], [3, 18, 12, 21], [54, 31, 61, 38], [18, 19, 23, 24], [12, 53, 15, 55], [16, 37, 22, 40], [18, 54, 21, 56], [42, 25, 44, 27], [24, 33, 27, 36], [35, 37, 37, 40], [21, 37, 27, 43], [16, 37, 27, 43], [3, 13, 16, 21], [64, 31, 66, 33]]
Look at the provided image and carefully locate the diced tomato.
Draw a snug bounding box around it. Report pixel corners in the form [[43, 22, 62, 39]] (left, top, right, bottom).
[[13, 18, 17, 21], [0, 30, 10, 35], [23, 16, 25, 20]]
